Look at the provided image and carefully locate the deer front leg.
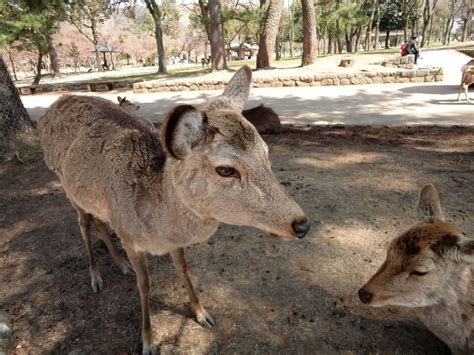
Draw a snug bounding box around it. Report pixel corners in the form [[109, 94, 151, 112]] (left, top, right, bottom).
[[123, 244, 156, 355], [71, 203, 102, 293], [170, 248, 215, 328]]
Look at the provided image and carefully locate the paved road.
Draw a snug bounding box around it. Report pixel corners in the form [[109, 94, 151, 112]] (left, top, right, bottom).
[[22, 49, 473, 126]]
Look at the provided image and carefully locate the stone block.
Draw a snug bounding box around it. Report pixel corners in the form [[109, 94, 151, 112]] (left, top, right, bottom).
[[400, 56, 408, 64], [406, 54, 415, 64], [373, 76, 383, 84], [296, 81, 309, 87], [340, 78, 350, 85]]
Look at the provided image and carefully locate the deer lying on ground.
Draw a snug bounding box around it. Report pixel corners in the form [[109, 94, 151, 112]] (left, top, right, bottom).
[[118, 96, 290, 135], [117, 95, 156, 130], [242, 104, 283, 134], [37, 66, 310, 354], [117, 96, 140, 112], [359, 184, 473, 354], [457, 59, 474, 104]]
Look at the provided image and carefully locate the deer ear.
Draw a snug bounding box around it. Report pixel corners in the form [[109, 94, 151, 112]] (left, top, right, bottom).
[[459, 237, 474, 264], [417, 184, 445, 223], [161, 105, 208, 160], [432, 234, 474, 264], [117, 96, 122, 103], [222, 65, 252, 111]]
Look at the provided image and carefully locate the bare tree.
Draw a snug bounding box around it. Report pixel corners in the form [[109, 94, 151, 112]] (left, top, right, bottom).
[[301, 0, 317, 66], [256, 0, 284, 69]]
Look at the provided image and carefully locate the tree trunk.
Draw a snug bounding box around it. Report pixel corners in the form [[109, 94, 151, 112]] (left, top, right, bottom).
[[289, 0, 294, 58], [335, 0, 342, 53], [327, 36, 333, 55], [354, 26, 362, 53], [365, 0, 376, 51], [33, 50, 43, 85], [276, 32, 282, 60], [301, 0, 317, 66], [420, 0, 430, 47], [46, 34, 60, 77], [345, 29, 354, 53], [402, 0, 408, 40], [209, 0, 227, 71], [256, 0, 284, 69], [446, 15, 454, 45], [461, 3, 471, 42], [385, 30, 390, 49], [0, 55, 32, 143], [443, 16, 451, 45], [373, 0, 380, 50], [154, 21, 167, 74], [6, 50, 18, 81], [427, 1, 436, 45], [90, 17, 103, 72]]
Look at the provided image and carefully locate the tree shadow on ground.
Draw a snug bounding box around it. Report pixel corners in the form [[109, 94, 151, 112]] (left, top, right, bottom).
[[2, 126, 471, 353]]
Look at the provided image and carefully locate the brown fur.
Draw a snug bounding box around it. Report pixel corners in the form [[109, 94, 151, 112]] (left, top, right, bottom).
[[37, 66, 309, 354], [359, 184, 473, 354], [242, 104, 283, 134]]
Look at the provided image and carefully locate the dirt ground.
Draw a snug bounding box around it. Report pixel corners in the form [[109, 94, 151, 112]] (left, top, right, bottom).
[[1, 126, 472, 354]]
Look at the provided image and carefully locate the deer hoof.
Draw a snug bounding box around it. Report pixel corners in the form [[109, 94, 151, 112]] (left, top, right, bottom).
[[195, 308, 215, 328], [91, 275, 103, 293], [119, 258, 134, 275], [142, 343, 157, 355]]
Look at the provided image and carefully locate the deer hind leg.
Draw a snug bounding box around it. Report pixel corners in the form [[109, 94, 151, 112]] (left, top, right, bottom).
[[123, 243, 156, 355], [72, 204, 103, 293], [170, 248, 214, 328], [464, 84, 473, 104], [91, 217, 133, 275]]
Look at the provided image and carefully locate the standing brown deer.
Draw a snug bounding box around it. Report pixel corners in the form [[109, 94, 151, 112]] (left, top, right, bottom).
[[457, 59, 474, 104], [359, 184, 473, 354], [37, 66, 310, 354]]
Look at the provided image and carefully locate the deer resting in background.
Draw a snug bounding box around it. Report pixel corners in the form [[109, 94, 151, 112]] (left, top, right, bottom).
[[37, 66, 310, 354], [359, 184, 473, 354]]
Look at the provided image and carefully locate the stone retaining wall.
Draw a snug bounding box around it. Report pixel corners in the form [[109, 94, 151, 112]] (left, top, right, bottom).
[[16, 80, 133, 95], [133, 68, 443, 93]]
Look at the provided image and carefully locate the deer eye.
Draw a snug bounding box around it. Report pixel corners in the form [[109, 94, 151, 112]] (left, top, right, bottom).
[[410, 270, 428, 277], [215, 166, 240, 178]]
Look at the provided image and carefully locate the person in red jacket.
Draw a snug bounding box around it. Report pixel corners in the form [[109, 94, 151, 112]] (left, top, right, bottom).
[[401, 40, 408, 56]]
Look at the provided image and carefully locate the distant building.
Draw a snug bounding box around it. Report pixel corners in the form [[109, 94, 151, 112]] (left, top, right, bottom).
[[227, 43, 259, 60]]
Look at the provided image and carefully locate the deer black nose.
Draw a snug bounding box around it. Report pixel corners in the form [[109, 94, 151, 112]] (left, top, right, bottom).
[[358, 288, 373, 304], [292, 219, 310, 239]]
